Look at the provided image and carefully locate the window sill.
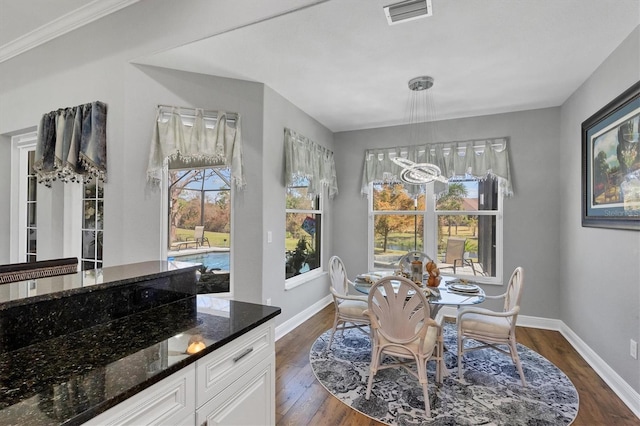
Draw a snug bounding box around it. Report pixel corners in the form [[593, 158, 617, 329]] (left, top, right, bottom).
[[285, 268, 325, 290]]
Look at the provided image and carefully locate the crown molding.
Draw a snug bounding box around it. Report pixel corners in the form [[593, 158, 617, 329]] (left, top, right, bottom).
[[0, 0, 140, 64]]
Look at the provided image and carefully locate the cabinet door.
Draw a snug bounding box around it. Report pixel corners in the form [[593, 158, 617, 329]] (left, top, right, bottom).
[[196, 321, 274, 408], [196, 354, 274, 426], [85, 366, 195, 426]]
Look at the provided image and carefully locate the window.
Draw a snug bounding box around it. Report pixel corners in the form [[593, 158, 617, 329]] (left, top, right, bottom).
[[167, 167, 231, 293], [286, 177, 322, 283], [11, 132, 38, 263], [370, 176, 502, 282], [25, 150, 38, 262], [81, 181, 104, 270]]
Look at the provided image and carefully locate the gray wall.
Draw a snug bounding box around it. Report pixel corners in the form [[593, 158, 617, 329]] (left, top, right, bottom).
[[333, 107, 563, 319], [261, 85, 335, 320], [559, 26, 640, 393], [0, 0, 332, 324]]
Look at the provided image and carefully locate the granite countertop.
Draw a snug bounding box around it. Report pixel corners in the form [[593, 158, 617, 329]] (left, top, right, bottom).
[[0, 260, 199, 310], [0, 294, 281, 425]]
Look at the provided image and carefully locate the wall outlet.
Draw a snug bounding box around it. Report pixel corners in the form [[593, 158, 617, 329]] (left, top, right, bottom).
[[631, 339, 638, 360], [266, 298, 272, 306]]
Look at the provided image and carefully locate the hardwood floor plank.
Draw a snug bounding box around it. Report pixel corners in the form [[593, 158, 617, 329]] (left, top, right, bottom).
[[276, 304, 639, 426]]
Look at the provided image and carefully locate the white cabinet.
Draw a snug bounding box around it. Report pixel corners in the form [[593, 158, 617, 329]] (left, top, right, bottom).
[[196, 355, 274, 426], [85, 320, 275, 426], [85, 365, 196, 426], [195, 320, 275, 426]]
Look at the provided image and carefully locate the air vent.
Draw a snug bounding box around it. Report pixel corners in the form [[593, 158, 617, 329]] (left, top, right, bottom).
[[384, 0, 432, 25]]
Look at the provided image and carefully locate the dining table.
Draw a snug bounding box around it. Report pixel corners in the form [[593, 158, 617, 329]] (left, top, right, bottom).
[[352, 271, 485, 376], [352, 270, 486, 319]]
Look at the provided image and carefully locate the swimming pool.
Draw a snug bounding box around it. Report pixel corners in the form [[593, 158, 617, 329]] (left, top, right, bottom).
[[172, 251, 230, 271]]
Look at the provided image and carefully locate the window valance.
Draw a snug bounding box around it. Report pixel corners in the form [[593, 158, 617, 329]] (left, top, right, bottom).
[[361, 137, 513, 197], [34, 101, 107, 187], [147, 106, 245, 189], [284, 128, 338, 199]]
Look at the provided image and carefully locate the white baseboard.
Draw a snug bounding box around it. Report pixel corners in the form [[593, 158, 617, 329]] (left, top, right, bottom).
[[278, 302, 639, 418], [559, 322, 640, 418], [274, 295, 332, 341]]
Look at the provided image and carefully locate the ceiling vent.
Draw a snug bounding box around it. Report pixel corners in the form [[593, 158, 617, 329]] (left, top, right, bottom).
[[384, 0, 432, 25]]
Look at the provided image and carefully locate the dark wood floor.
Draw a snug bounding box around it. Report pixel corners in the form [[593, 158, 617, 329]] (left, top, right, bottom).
[[275, 304, 638, 426]]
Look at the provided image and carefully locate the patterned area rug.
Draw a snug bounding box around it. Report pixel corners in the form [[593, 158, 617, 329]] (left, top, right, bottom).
[[309, 322, 579, 425]]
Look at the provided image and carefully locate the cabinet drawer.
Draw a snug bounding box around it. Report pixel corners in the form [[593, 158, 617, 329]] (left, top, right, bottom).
[[85, 365, 195, 426], [196, 321, 274, 408], [196, 354, 275, 426]]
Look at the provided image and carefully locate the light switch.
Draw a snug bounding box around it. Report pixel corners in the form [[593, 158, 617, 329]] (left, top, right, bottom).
[[267, 231, 272, 243]]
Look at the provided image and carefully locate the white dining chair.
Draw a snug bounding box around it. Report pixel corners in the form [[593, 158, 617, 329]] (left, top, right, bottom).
[[397, 251, 432, 273], [457, 266, 526, 385], [364, 275, 443, 418], [327, 256, 369, 351]]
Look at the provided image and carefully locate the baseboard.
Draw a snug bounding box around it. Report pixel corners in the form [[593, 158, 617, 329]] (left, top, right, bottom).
[[559, 322, 640, 418], [274, 294, 332, 341], [276, 301, 639, 418]]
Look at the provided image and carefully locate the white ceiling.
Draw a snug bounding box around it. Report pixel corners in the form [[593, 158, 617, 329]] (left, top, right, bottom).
[[2, 0, 639, 132]]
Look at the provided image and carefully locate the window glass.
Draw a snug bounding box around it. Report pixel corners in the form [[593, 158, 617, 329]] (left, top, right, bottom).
[[26, 150, 37, 262], [81, 181, 104, 270], [167, 168, 231, 293], [372, 183, 425, 268], [370, 177, 501, 280], [286, 177, 322, 280]]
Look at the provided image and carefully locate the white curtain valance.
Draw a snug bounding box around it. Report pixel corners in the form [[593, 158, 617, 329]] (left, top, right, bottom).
[[361, 137, 513, 196], [34, 101, 107, 187], [284, 128, 338, 199], [147, 106, 245, 189]]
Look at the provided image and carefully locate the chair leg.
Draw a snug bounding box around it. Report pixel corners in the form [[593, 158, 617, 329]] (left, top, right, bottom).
[[436, 336, 444, 383], [416, 358, 431, 417], [326, 314, 340, 351], [365, 347, 381, 400], [509, 337, 527, 386], [457, 332, 464, 380]]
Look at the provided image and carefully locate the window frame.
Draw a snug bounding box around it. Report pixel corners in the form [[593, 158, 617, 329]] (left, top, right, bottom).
[[284, 184, 325, 290], [367, 180, 503, 284], [80, 180, 104, 270], [10, 132, 38, 263], [161, 163, 235, 298]]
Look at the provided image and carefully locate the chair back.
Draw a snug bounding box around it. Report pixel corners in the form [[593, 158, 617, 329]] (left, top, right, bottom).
[[328, 256, 349, 297], [367, 276, 432, 344], [443, 238, 466, 264], [504, 266, 524, 313], [194, 226, 205, 240], [397, 251, 431, 272]]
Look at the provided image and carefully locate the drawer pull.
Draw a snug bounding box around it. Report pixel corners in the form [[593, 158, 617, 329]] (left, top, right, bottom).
[[232, 347, 253, 363]]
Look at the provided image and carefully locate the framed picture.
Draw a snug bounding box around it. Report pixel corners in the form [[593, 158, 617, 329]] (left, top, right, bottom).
[[582, 81, 640, 230]]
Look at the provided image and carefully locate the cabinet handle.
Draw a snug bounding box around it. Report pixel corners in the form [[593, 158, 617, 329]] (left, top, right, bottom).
[[232, 347, 253, 363]]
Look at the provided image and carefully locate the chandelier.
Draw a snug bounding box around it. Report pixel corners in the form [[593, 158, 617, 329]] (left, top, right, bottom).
[[391, 75, 446, 184]]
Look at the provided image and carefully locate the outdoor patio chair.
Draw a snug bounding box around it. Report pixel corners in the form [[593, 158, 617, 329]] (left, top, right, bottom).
[[439, 237, 475, 275], [194, 226, 210, 248]]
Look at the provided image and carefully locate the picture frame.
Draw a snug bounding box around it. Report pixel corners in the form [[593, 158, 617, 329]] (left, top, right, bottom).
[[582, 81, 640, 230]]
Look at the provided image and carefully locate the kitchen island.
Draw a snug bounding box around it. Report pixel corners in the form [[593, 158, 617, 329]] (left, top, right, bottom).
[[0, 261, 280, 425]]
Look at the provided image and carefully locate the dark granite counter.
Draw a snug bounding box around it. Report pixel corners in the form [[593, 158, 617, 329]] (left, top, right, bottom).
[[0, 260, 199, 310], [0, 262, 281, 425]]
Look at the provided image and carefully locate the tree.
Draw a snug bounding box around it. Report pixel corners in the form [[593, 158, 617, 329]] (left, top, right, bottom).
[[168, 169, 222, 244], [373, 184, 417, 251], [436, 182, 468, 239]]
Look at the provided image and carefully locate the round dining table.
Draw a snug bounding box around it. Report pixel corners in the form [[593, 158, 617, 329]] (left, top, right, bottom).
[[352, 271, 486, 318]]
